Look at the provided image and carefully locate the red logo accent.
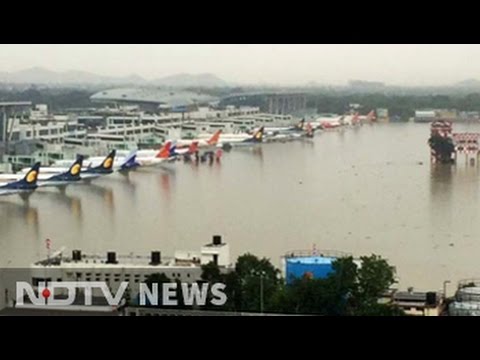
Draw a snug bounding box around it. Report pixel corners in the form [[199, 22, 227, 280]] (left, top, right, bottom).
[[42, 288, 51, 299]]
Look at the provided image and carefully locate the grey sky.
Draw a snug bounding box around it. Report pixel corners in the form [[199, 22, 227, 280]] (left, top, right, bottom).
[[0, 44, 479, 86]]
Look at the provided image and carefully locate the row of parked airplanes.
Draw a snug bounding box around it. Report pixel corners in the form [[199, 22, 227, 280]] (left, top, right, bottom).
[[0, 111, 375, 197], [0, 124, 267, 196]]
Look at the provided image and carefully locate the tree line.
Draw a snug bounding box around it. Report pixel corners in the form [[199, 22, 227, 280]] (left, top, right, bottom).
[[306, 93, 480, 120], [141, 253, 404, 316], [4, 87, 480, 121]]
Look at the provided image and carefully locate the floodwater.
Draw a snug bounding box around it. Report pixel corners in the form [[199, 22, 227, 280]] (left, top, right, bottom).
[[2, 122, 480, 292]]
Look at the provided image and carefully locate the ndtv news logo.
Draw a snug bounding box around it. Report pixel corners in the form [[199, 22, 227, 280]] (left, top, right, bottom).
[[16, 281, 227, 307]]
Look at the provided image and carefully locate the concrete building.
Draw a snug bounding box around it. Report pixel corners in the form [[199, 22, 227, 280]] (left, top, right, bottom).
[[390, 290, 443, 316], [415, 109, 459, 123], [90, 88, 219, 113], [0, 101, 32, 150], [376, 108, 389, 123], [414, 110, 437, 123], [220, 92, 307, 115]]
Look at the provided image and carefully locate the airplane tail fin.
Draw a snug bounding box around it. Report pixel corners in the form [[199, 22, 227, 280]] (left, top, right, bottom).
[[120, 150, 139, 171], [3, 162, 40, 190], [207, 130, 222, 145], [169, 145, 177, 157], [352, 112, 360, 124], [367, 110, 376, 122], [85, 150, 116, 174], [47, 156, 84, 182], [253, 127, 264, 142], [156, 141, 171, 159], [296, 118, 305, 130], [306, 122, 314, 136], [189, 141, 199, 154]]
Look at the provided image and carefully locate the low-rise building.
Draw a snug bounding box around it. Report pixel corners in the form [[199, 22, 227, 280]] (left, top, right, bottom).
[[389, 290, 444, 316]]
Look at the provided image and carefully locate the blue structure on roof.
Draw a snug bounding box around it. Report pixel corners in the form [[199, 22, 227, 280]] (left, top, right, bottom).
[[285, 256, 337, 284]]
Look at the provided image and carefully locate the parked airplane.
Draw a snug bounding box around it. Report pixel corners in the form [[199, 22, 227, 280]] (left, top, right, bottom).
[[0, 163, 40, 196], [21, 151, 117, 181], [316, 115, 343, 129], [175, 130, 222, 149], [136, 142, 175, 167], [37, 156, 84, 187], [305, 122, 315, 138], [358, 110, 376, 122], [263, 119, 306, 135], [202, 127, 265, 146], [81, 150, 117, 179]]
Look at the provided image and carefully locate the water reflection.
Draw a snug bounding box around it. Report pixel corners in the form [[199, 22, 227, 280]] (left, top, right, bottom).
[[252, 146, 263, 162], [159, 171, 173, 201], [88, 183, 115, 213], [108, 172, 138, 204], [5, 123, 480, 289], [430, 164, 454, 198], [0, 200, 39, 232], [34, 188, 83, 220]]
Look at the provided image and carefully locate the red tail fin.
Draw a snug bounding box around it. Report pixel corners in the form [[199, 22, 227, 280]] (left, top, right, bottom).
[[352, 112, 360, 124], [188, 141, 199, 154], [207, 130, 222, 145], [156, 142, 171, 158], [367, 110, 376, 121]]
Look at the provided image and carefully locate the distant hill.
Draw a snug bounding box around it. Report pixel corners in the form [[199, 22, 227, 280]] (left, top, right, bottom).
[[455, 79, 480, 88], [0, 67, 230, 88], [0, 67, 148, 86], [151, 73, 229, 87]]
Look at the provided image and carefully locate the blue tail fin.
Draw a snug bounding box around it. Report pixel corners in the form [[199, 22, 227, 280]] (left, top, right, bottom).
[[46, 156, 84, 182], [84, 150, 116, 174], [169, 145, 177, 157], [1, 162, 40, 190], [120, 151, 139, 171]]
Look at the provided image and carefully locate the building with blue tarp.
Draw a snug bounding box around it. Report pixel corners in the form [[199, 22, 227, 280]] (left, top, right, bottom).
[[285, 256, 337, 284]]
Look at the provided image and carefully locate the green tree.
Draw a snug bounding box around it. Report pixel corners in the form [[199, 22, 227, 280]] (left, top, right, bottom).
[[235, 253, 281, 312], [272, 254, 402, 316], [356, 254, 396, 305], [201, 261, 223, 283]]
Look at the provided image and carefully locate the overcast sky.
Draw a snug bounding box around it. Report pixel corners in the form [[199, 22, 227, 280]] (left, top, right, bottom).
[[0, 44, 479, 86]]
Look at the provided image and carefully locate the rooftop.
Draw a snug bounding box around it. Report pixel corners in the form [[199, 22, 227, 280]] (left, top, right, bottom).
[[90, 88, 218, 108]]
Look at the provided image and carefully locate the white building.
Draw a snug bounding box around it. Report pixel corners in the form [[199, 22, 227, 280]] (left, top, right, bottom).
[[23, 236, 232, 300]]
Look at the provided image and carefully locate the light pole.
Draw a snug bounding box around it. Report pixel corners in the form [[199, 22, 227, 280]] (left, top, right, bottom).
[[260, 272, 264, 314], [443, 280, 451, 300]]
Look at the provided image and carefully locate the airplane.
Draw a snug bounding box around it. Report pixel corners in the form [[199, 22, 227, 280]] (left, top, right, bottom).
[[175, 129, 222, 149], [305, 122, 315, 138], [118, 151, 141, 172], [171, 141, 199, 156], [202, 127, 265, 147], [316, 115, 343, 129], [351, 113, 361, 125], [20, 151, 117, 181], [358, 110, 376, 122], [263, 119, 306, 135], [135, 141, 175, 167], [0, 162, 40, 196], [36, 152, 136, 187], [81, 150, 117, 179], [37, 156, 84, 187], [53, 149, 136, 171]]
